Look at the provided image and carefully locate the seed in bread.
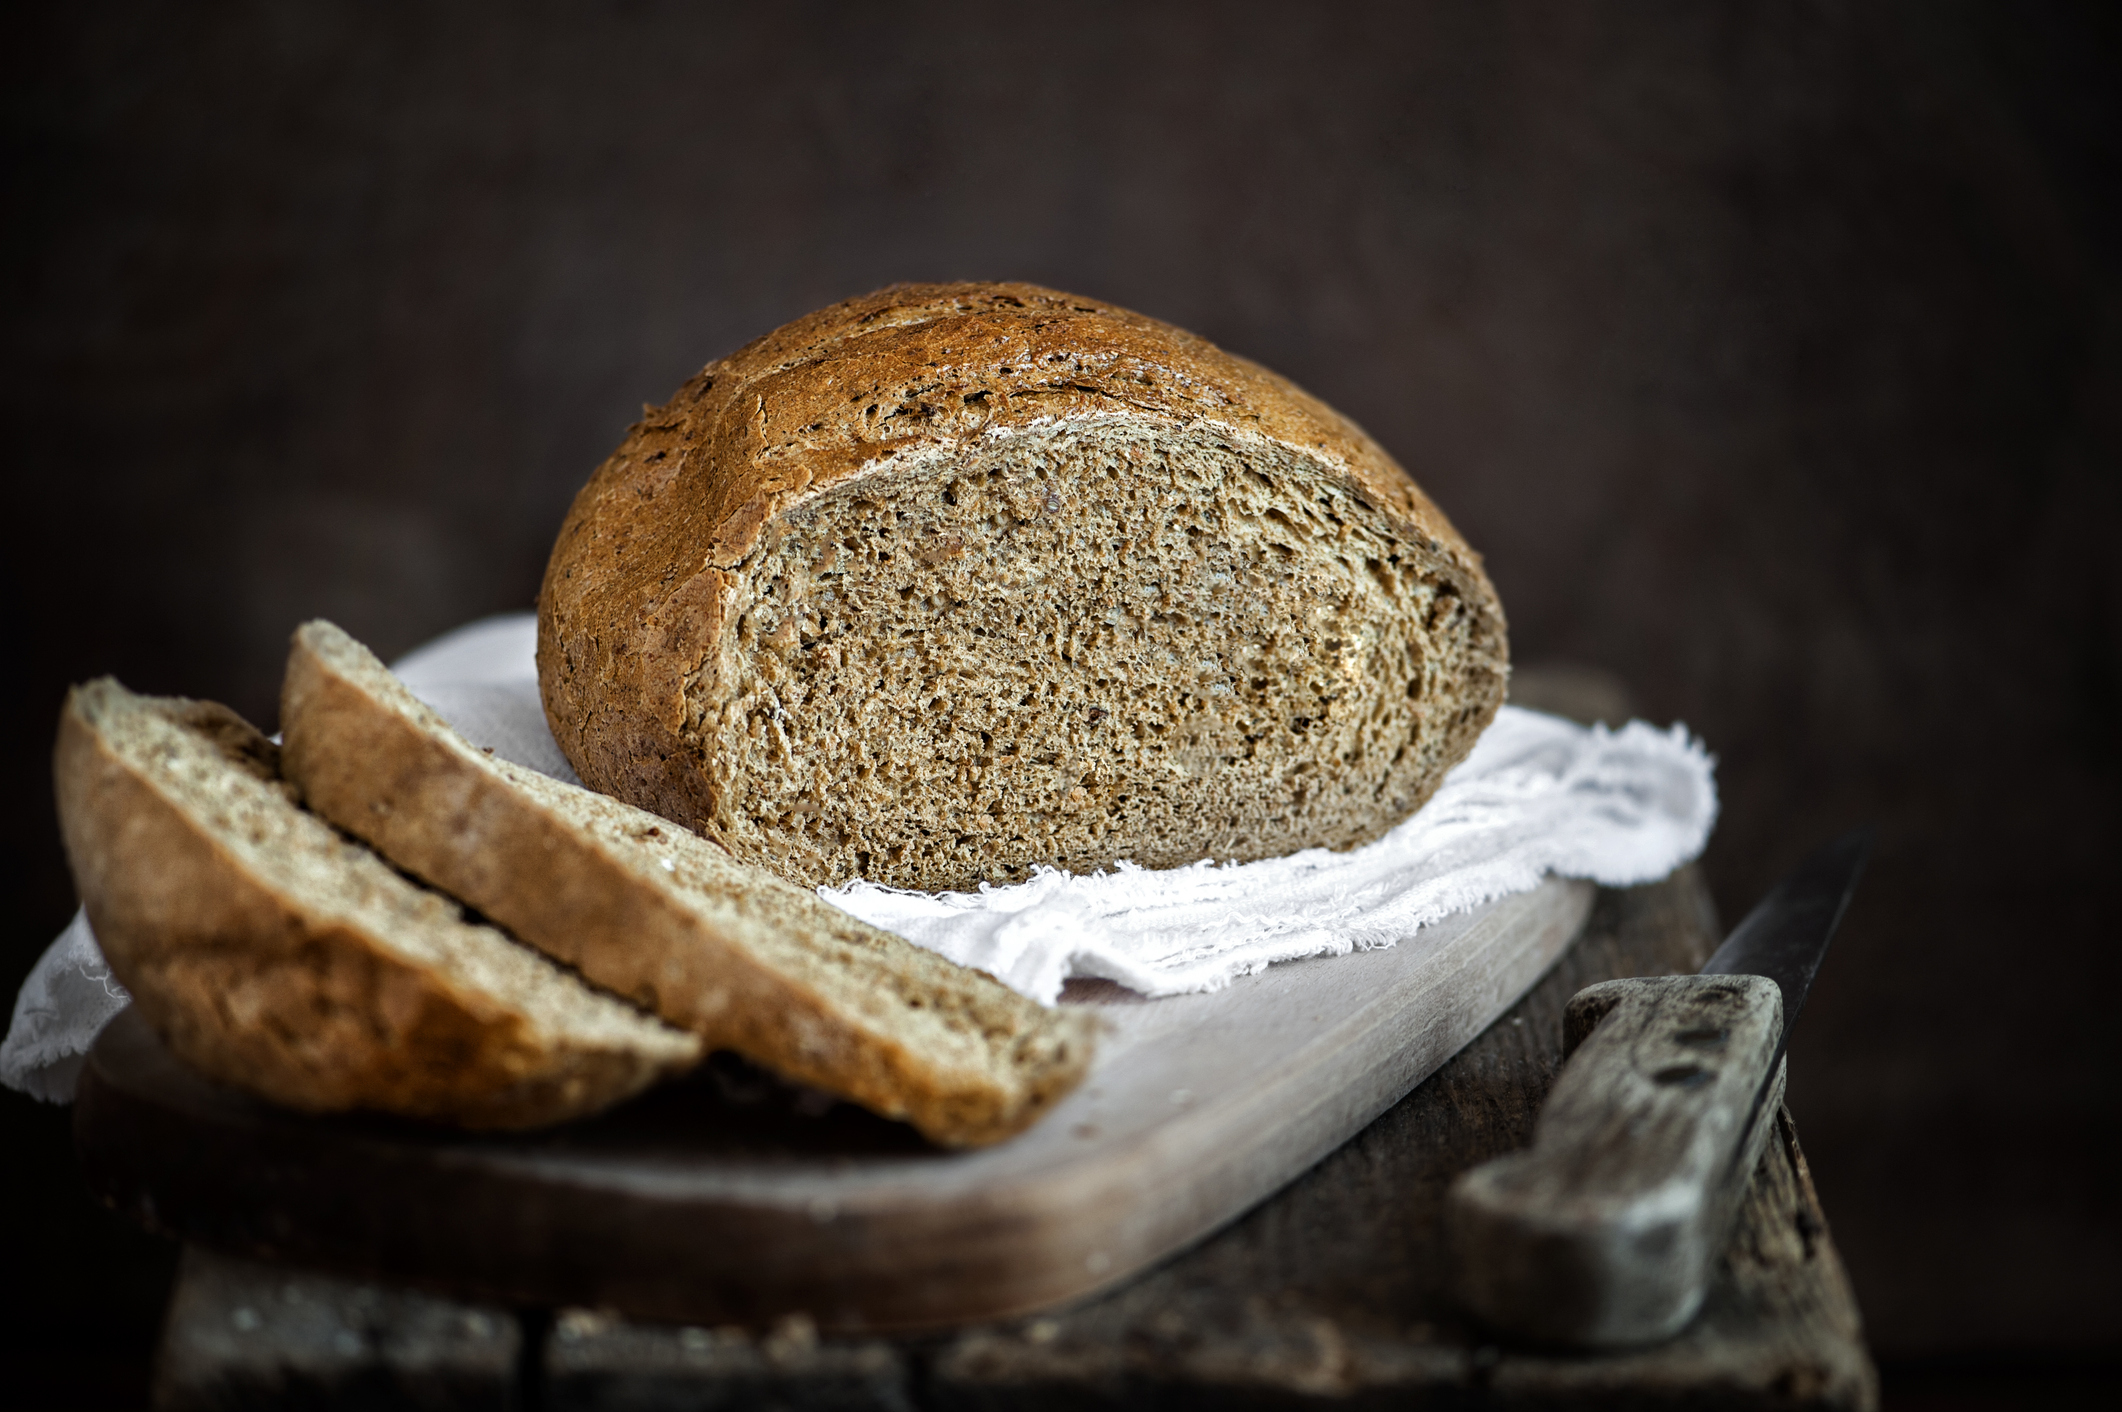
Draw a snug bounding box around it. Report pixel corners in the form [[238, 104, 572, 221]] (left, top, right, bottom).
[[280, 619, 1097, 1148], [53, 679, 701, 1129], [538, 281, 1509, 893]]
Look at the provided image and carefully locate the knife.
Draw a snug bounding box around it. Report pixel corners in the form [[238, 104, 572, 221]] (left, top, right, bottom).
[[1446, 828, 1871, 1348]]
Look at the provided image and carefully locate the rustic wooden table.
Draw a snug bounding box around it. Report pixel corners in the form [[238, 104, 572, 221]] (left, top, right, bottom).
[[146, 865, 1876, 1411]]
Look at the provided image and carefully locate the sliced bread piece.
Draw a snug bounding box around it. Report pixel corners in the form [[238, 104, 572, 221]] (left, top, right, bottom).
[[54, 678, 702, 1130], [280, 619, 1098, 1148]]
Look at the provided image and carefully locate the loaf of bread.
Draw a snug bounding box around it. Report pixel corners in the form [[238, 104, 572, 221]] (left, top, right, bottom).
[[281, 620, 1096, 1147], [53, 678, 701, 1129], [539, 281, 1507, 893]]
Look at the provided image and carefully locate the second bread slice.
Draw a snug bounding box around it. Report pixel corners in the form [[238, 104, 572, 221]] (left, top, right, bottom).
[[280, 620, 1097, 1147]]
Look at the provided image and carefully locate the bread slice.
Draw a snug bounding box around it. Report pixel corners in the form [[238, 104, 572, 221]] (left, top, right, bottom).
[[538, 281, 1509, 894], [280, 619, 1097, 1148], [53, 678, 701, 1130]]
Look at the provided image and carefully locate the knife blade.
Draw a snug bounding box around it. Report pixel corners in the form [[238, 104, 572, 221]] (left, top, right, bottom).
[[1446, 829, 1871, 1348]]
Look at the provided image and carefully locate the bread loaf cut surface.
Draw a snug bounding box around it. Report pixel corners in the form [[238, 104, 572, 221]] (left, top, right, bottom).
[[539, 281, 1508, 893], [53, 678, 701, 1129], [281, 620, 1097, 1148]]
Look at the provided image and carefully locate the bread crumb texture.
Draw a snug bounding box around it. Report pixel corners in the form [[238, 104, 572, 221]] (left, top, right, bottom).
[[284, 619, 1096, 1146], [54, 677, 699, 1130], [541, 282, 1507, 892], [498, 755, 1100, 1143]]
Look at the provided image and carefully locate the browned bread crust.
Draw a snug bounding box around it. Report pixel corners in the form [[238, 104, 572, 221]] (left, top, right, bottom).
[[539, 281, 1507, 892], [54, 679, 701, 1129], [282, 620, 1096, 1147]]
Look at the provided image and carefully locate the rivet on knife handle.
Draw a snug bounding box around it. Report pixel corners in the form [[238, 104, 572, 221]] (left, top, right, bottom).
[[1447, 973, 1786, 1347]]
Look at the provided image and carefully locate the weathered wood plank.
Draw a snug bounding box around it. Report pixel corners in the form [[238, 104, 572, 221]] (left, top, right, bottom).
[[149, 869, 1877, 1409], [543, 1309, 914, 1412], [81, 879, 1590, 1333], [154, 1246, 518, 1412], [924, 869, 1877, 1409]]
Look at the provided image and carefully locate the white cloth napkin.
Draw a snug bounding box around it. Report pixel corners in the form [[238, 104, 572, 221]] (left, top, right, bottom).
[[1, 613, 1717, 1098], [825, 705, 1716, 1003]]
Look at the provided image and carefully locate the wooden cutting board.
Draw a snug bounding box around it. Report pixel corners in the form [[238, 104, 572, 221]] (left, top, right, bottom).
[[75, 878, 1593, 1334]]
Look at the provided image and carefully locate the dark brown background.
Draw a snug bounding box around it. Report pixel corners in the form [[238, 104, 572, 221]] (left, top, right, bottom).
[[4, 2, 2117, 1406]]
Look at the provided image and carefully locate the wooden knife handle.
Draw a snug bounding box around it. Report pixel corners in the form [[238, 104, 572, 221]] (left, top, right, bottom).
[[1447, 973, 1786, 1347]]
